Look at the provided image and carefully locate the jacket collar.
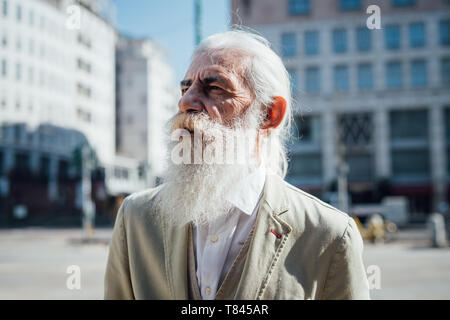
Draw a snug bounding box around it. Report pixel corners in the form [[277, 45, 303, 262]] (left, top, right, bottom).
[[262, 173, 290, 216], [224, 165, 266, 216]]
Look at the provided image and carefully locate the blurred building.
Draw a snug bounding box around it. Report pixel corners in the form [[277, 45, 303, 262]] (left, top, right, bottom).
[[0, 0, 153, 222], [231, 0, 450, 217], [116, 35, 178, 187]]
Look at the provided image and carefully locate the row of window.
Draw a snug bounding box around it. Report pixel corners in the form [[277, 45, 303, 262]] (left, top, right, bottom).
[[293, 110, 432, 146], [287, 58, 450, 94], [1, 1, 98, 52], [1, 31, 92, 71], [0, 93, 92, 125], [288, 108, 446, 182], [0, 59, 72, 93], [287, 0, 446, 15], [1, 0, 69, 41], [281, 20, 450, 57], [0, 57, 96, 96]]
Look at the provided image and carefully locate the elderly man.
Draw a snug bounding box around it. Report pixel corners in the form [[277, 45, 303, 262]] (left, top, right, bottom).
[[104, 30, 370, 300]]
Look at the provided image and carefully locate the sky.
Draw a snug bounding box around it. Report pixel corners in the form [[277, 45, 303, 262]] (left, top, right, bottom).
[[111, 0, 231, 85]]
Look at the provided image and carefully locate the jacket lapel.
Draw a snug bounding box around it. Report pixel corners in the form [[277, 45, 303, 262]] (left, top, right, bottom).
[[234, 174, 293, 299], [164, 221, 189, 299]]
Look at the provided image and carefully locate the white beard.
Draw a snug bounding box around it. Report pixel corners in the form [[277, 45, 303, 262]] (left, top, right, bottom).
[[155, 105, 264, 227]]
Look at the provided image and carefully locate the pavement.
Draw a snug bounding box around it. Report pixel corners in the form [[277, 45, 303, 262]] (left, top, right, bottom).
[[0, 226, 449, 300]]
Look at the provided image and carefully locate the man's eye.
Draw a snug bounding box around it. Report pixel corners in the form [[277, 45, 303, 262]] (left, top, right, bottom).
[[208, 85, 221, 91], [181, 87, 188, 94]]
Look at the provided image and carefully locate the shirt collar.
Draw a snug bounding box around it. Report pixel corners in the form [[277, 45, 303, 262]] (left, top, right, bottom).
[[225, 165, 266, 216]]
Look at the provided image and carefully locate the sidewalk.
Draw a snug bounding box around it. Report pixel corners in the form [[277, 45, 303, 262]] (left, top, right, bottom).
[[0, 227, 449, 299], [0, 227, 112, 300]]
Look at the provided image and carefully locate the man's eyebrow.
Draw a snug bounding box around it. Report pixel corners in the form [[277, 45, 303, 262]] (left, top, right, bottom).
[[180, 79, 192, 87], [202, 76, 234, 89], [180, 75, 235, 89]]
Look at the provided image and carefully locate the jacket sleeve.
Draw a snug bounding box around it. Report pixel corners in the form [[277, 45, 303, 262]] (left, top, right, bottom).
[[321, 217, 371, 300], [104, 197, 135, 300]]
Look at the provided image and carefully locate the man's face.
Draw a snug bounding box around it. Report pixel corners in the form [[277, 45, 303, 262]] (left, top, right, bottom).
[[178, 49, 255, 127], [158, 49, 264, 226]]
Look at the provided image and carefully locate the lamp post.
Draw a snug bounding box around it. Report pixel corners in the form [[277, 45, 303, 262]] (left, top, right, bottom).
[[336, 129, 349, 214], [194, 0, 202, 45], [81, 144, 95, 240]]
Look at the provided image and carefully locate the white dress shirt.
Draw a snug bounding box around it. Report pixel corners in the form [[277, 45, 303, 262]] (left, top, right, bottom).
[[193, 166, 266, 300]]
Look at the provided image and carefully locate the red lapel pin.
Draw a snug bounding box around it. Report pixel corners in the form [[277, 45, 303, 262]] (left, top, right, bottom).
[[270, 229, 282, 239]]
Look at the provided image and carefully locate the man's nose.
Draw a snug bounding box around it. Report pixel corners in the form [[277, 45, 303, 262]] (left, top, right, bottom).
[[178, 88, 204, 113]]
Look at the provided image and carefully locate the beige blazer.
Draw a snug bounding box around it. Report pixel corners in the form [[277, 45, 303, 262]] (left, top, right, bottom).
[[104, 174, 370, 300]]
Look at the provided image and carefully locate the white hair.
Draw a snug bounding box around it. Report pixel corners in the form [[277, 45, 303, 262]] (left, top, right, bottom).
[[193, 28, 293, 178]]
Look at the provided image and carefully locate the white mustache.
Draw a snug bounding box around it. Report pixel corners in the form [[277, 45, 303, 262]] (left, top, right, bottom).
[[170, 112, 215, 133]]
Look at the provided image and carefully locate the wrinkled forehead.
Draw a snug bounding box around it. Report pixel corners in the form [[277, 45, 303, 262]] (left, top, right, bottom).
[[184, 48, 251, 82]]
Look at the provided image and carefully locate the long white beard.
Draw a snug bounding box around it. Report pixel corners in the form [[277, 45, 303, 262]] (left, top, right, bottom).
[[155, 106, 263, 227]]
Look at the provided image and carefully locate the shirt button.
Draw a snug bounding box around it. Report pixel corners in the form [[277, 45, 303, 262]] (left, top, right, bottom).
[[205, 287, 212, 296], [210, 235, 219, 243]]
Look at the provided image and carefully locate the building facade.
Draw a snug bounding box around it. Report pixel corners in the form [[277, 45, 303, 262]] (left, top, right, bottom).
[[116, 35, 178, 186], [231, 0, 450, 216], [0, 0, 151, 222]]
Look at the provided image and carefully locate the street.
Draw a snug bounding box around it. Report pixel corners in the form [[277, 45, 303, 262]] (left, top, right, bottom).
[[0, 227, 449, 299]]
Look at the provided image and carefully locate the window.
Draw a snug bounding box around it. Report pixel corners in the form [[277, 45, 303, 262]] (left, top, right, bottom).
[[16, 3, 21, 22], [445, 108, 450, 175], [391, 110, 428, 141], [288, 0, 310, 15], [440, 20, 450, 46], [392, 0, 416, 6], [77, 58, 92, 73], [1, 33, 6, 47], [356, 27, 371, 52], [385, 25, 401, 49], [305, 66, 320, 93], [346, 154, 373, 182], [241, 0, 251, 15], [410, 60, 427, 87], [0, 149, 3, 175], [339, 0, 361, 11], [77, 83, 92, 97], [1, 59, 6, 77], [29, 9, 34, 26], [391, 150, 429, 179], [16, 36, 21, 51], [304, 30, 319, 55], [332, 28, 347, 53], [287, 68, 298, 95], [334, 65, 349, 91], [29, 38, 34, 55], [357, 63, 373, 89], [15, 63, 21, 81], [281, 32, 297, 57], [2, 0, 7, 17], [293, 115, 321, 145], [337, 113, 374, 186], [28, 66, 33, 85], [409, 22, 425, 47], [288, 115, 322, 183], [390, 109, 429, 182], [441, 58, 450, 85], [288, 153, 322, 179], [386, 61, 402, 89], [338, 113, 373, 146], [39, 156, 50, 179]]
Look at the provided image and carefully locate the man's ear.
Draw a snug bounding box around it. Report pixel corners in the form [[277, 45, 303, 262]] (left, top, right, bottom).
[[261, 96, 287, 130]]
